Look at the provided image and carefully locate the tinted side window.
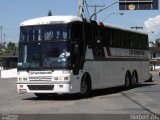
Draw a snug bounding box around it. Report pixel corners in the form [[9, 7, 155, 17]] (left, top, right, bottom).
[[71, 23, 83, 40], [84, 23, 92, 45]]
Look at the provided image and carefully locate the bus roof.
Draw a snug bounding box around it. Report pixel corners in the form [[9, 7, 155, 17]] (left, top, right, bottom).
[[20, 15, 147, 35], [20, 16, 83, 26], [101, 22, 147, 35]]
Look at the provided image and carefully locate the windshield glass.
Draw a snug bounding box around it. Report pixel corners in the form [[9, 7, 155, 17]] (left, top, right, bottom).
[[20, 24, 68, 42], [18, 42, 71, 69]]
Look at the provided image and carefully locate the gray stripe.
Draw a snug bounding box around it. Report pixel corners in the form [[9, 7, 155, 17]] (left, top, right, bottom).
[[86, 57, 149, 61]]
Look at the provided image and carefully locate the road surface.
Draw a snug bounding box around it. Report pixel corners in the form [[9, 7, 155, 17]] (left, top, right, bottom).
[[0, 75, 160, 120]]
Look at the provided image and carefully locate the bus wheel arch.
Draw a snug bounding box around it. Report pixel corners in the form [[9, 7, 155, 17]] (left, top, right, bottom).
[[79, 72, 92, 97]]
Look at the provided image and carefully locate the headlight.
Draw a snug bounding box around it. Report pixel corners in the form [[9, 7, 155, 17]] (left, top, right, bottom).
[[18, 77, 28, 81], [54, 77, 58, 80], [64, 77, 69, 80], [18, 78, 22, 81], [59, 77, 68, 80], [23, 78, 28, 81], [54, 77, 69, 80], [59, 77, 64, 80]]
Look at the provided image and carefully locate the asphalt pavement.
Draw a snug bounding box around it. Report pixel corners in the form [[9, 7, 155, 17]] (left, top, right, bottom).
[[0, 74, 160, 120]]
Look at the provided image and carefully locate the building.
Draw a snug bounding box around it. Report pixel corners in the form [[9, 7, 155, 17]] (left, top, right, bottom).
[[149, 47, 160, 70], [0, 51, 18, 70]]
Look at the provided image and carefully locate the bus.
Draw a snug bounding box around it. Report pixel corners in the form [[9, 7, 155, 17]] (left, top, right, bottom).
[[17, 15, 150, 98]]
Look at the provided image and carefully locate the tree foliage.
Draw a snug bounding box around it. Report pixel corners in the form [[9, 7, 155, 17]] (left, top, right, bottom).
[[7, 42, 15, 51], [48, 10, 52, 16], [155, 38, 160, 47], [0, 42, 18, 55], [150, 38, 160, 47]]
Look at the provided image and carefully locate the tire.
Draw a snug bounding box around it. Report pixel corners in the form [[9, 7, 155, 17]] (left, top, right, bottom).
[[125, 72, 132, 90], [131, 71, 138, 88], [79, 74, 91, 98], [148, 73, 153, 82]]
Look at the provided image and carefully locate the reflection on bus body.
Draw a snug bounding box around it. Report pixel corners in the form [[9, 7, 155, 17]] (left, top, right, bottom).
[[43, 49, 70, 68]]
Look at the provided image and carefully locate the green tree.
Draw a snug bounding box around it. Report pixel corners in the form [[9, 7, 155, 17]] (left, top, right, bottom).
[[7, 42, 15, 51], [0, 42, 7, 54], [5, 42, 16, 55], [48, 10, 52, 16], [149, 41, 155, 47], [0, 43, 3, 54], [150, 38, 160, 47], [155, 38, 160, 47]]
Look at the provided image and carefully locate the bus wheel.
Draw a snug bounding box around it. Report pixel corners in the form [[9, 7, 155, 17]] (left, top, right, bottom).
[[79, 74, 91, 98], [132, 71, 138, 87], [125, 72, 131, 90]]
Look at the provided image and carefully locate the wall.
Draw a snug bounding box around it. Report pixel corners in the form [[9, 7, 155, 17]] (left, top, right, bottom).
[[0, 68, 17, 78]]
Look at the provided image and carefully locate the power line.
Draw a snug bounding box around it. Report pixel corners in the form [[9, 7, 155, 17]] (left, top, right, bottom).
[[0, 26, 3, 46], [87, 4, 105, 20], [78, 0, 91, 20], [90, 1, 120, 21], [84, 0, 90, 19], [78, 0, 106, 20]]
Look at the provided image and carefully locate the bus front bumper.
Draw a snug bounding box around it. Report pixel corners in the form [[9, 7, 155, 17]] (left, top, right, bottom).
[[17, 81, 72, 94]]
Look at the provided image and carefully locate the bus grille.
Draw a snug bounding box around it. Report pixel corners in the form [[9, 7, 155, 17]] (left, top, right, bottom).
[[29, 76, 52, 81], [28, 85, 54, 91]]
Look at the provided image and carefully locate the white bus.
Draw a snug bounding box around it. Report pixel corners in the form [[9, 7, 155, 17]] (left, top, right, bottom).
[[17, 15, 150, 98]]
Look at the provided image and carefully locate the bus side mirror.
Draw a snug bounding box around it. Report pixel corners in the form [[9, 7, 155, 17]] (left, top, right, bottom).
[[73, 68, 79, 75]]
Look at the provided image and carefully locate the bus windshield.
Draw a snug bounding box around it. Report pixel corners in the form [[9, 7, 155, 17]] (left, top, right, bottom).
[[18, 42, 71, 69], [20, 24, 68, 42]]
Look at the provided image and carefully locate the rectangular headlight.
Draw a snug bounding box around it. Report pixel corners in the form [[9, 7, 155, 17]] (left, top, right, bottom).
[[59, 77, 64, 80], [59, 77, 68, 80], [18, 78, 22, 81], [64, 77, 68, 80], [23, 78, 28, 81], [53, 77, 69, 80], [18, 77, 28, 81], [54, 77, 58, 80]]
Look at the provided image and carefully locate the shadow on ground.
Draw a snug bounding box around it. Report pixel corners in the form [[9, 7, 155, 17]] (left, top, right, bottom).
[[23, 82, 157, 101]]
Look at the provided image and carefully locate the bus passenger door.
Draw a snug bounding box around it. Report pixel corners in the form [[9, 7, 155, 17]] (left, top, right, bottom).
[[70, 22, 85, 75]]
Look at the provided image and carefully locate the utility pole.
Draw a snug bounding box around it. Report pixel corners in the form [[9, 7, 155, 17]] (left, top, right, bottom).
[[88, 4, 105, 21], [90, 2, 120, 21], [3, 34, 6, 44], [78, 0, 84, 17], [0, 26, 3, 50]]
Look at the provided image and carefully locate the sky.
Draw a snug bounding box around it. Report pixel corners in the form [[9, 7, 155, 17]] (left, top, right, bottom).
[[0, 0, 160, 43]]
